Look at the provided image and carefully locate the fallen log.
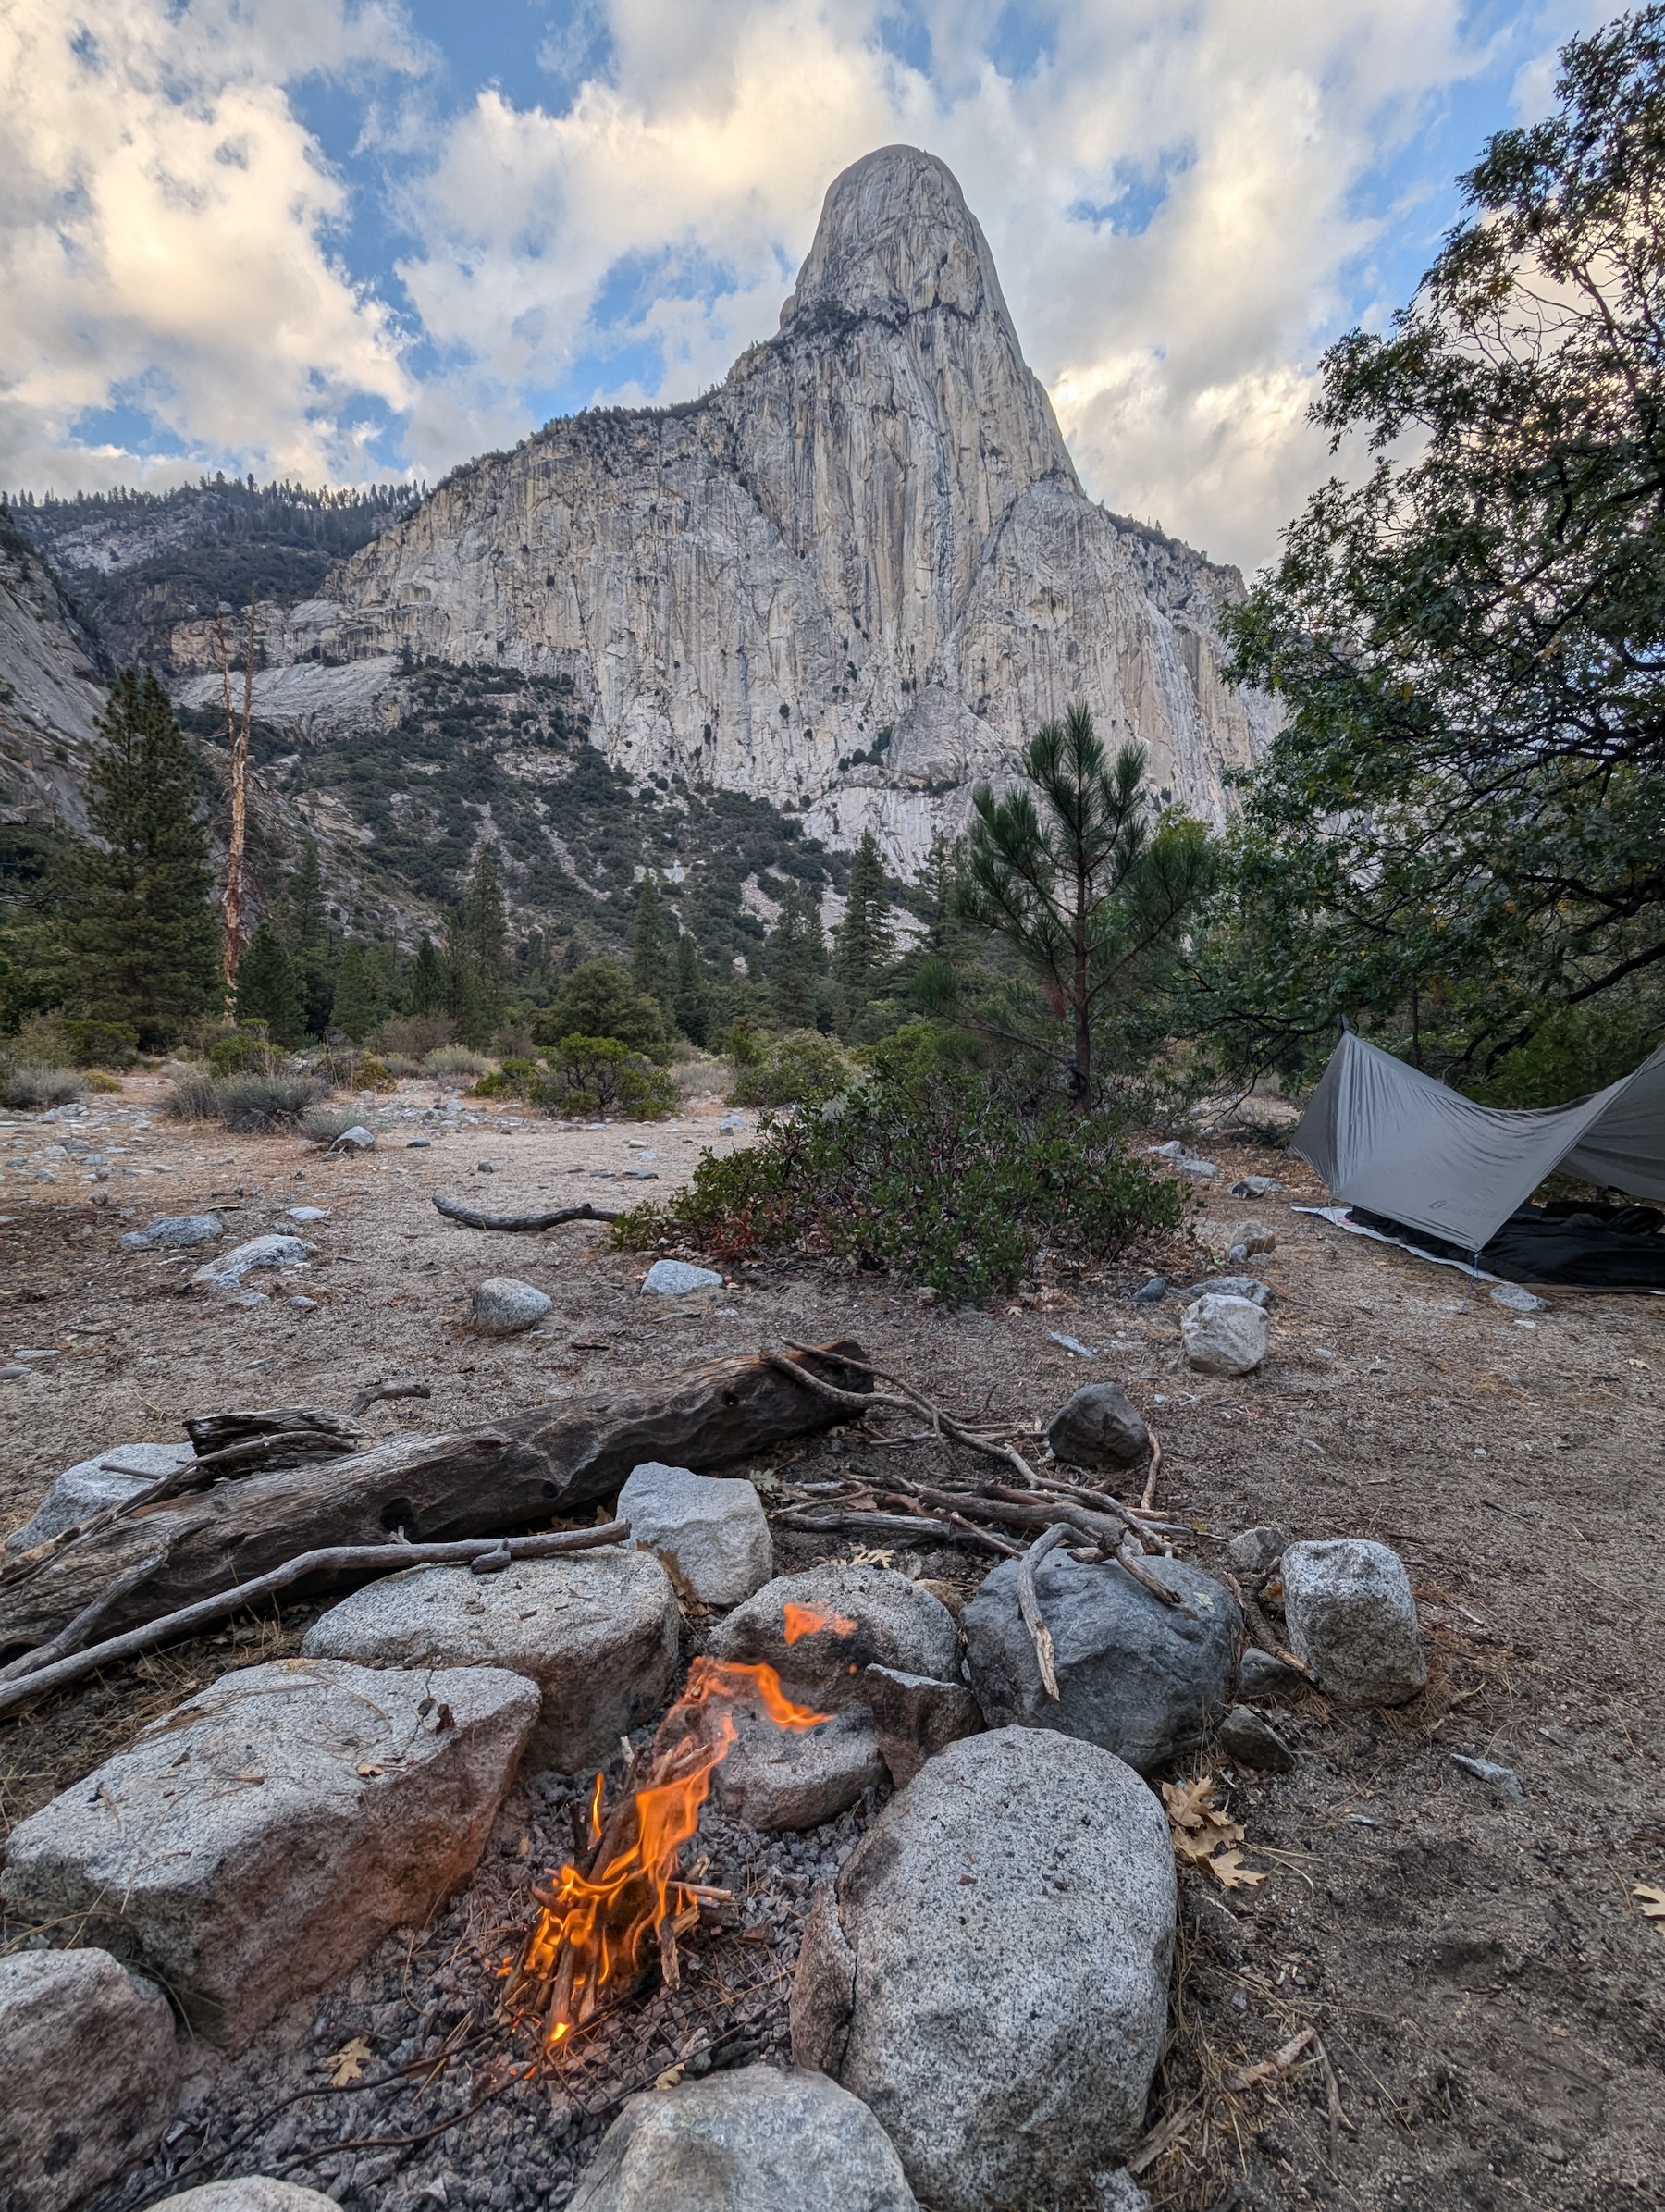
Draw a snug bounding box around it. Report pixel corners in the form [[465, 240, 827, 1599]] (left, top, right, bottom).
[[434, 1193, 622, 1232], [0, 1525, 629, 1720], [0, 1342, 870, 1664]]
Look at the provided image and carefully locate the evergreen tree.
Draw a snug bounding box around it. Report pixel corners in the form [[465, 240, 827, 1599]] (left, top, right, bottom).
[[281, 839, 334, 1037], [631, 875, 674, 1012], [329, 942, 376, 1043], [833, 832, 893, 1031], [444, 922, 492, 1047], [673, 930, 710, 1045], [459, 845, 508, 1024], [410, 935, 446, 1014], [235, 922, 304, 1044], [65, 669, 221, 1046], [769, 883, 826, 1030]]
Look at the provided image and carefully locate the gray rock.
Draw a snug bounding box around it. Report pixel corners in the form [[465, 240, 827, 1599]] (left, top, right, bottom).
[[1215, 1705, 1296, 1773], [963, 1552, 1240, 1774], [1227, 1218, 1276, 1254], [568, 2062, 919, 2211], [5, 1442, 195, 1552], [1184, 1276, 1274, 1307], [1180, 1293, 1268, 1377], [326, 1124, 375, 1153], [0, 1946, 180, 2212], [715, 1707, 887, 1831], [0, 1659, 538, 2051], [707, 1563, 959, 1710], [791, 1727, 1174, 2209], [1146, 1141, 1217, 1177], [1228, 1178, 1282, 1199], [642, 1258, 724, 1295], [1281, 1539, 1426, 1707], [1450, 1753, 1523, 1798], [302, 1550, 679, 1771], [618, 1463, 772, 1606], [191, 1234, 313, 1291], [470, 1276, 553, 1335], [1490, 1282, 1548, 1314], [118, 1213, 223, 1251], [286, 1205, 330, 1223], [862, 1664, 983, 1786], [1233, 1648, 1311, 1703], [1046, 1381, 1149, 1470], [407, 1138, 431, 1148], [1129, 1276, 1166, 1304], [148, 2187, 339, 2212], [1225, 1525, 1287, 1576]]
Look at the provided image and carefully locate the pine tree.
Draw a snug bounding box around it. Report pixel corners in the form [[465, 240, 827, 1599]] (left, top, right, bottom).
[[833, 831, 893, 1031], [673, 930, 710, 1045], [459, 845, 508, 1024], [329, 942, 376, 1043], [445, 925, 491, 1047], [65, 669, 222, 1046], [631, 876, 674, 1012], [282, 839, 334, 1037], [410, 935, 446, 1014], [769, 884, 826, 1029], [235, 922, 304, 1044]]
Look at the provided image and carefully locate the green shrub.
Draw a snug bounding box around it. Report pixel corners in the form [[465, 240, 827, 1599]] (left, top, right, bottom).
[[0, 1060, 81, 1110], [166, 1074, 334, 1131], [471, 1057, 543, 1099], [425, 1044, 492, 1078], [302, 1103, 368, 1143], [61, 1018, 139, 1069], [613, 1059, 1186, 1303], [357, 1054, 397, 1093], [207, 1030, 271, 1078], [730, 1029, 850, 1108], [543, 1034, 678, 1120], [531, 961, 668, 1057]]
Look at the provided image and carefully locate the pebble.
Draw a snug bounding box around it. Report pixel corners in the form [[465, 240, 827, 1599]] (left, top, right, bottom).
[[1450, 1753, 1523, 1798], [1228, 1177, 1282, 1198], [642, 1258, 723, 1295], [1225, 1526, 1287, 1576], [1490, 1283, 1548, 1314], [1130, 1277, 1167, 1304], [470, 1278, 553, 1335], [285, 1207, 330, 1223], [1215, 1705, 1296, 1772], [407, 1138, 431, 1148], [477, 1161, 498, 1174]]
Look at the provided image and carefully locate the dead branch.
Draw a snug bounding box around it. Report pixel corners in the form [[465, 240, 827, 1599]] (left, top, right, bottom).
[[773, 1509, 956, 1541], [0, 1525, 629, 1721], [434, 1194, 622, 1232], [349, 1380, 435, 1419], [1141, 1431, 1164, 1513], [1225, 2025, 1315, 2093], [0, 1343, 870, 1660], [1018, 1525, 1072, 1699]]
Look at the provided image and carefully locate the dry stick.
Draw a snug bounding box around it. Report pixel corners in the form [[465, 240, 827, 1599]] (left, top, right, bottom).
[[0, 1525, 628, 1721], [1018, 1525, 1073, 1699], [433, 1193, 622, 1232], [349, 1379, 434, 1419], [1224, 2024, 1316, 2093], [1141, 1431, 1165, 1513], [1313, 2033, 1354, 2157]]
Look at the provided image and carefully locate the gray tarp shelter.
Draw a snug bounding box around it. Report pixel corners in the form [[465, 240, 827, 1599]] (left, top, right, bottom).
[[1289, 1030, 1665, 1254]]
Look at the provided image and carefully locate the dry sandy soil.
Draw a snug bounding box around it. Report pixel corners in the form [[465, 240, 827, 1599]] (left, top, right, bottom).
[[1, 1072, 1662, 2212]]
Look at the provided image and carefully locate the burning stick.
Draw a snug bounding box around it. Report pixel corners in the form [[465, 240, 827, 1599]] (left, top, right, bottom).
[[509, 1659, 829, 2057]]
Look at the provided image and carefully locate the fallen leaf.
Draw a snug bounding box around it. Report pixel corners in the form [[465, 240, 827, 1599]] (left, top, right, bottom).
[[1633, 1883, 1665, 1922], [1206, 1849, 1267, 1892], [327, 2036, 374, 2086]]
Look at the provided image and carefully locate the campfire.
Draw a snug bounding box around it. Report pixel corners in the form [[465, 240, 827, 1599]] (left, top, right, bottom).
[[508, 1638, 842, 2057]]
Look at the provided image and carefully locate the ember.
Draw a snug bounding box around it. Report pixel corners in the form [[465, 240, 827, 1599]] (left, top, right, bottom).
[[508, 1658, 828, 2055], [783, 1600, 857, 1644]]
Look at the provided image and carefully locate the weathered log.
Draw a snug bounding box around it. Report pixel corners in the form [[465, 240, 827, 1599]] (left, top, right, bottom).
[[433, 1193, 622, 1231], [0, 1342, 869, 1663], [185, 1407, 362, 1454]]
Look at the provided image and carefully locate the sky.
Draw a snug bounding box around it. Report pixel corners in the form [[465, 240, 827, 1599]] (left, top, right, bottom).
[[0, 0, 1613, 570]]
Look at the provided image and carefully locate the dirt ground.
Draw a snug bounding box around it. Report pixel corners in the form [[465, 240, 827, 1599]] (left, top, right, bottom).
[[2, 1073, 1662, 2212]]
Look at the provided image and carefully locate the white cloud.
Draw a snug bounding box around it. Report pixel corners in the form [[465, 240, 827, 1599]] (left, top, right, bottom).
[[0, 0, 423, 493]]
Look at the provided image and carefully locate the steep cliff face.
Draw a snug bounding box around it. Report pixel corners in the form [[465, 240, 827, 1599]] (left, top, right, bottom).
[[174, 146, 1273, 873], [0, 511, 106, 833]]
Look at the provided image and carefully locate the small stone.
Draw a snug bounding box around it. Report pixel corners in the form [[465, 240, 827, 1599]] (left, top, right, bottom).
[[149, 2186, 340, 2211], [1180, 1293, 1268, 1378], [862, 1664, 984, 1786], [1215, 1704, 1296, 1772], [1233, 1648, 1311, 1702], [407, 1138, 431, 1149], [963, 1553, 1240, 1774], [791, 1729, 1174, 2207], [1130, 1277, 1166, 1304], [476, 1160, 498, 1174], [302, 1551, 680, 1772], [285, 1206, 330, 1223], [642, 1257, 724, 1295], [470, 1277, 553, 1336], [618, 1462, 772, 1605], [288, 1296, 318, 1312], [1450, 1753, 1523, 1798], [719, 1114, 746, 1134], [118, 1213, 223, 1251], [1091, 2174, 1153, 2212], [1228, 1177, 1282, 1199], [1228, 1218, 1276, 1255], [0, 1946, 181, 2212], [327, 1125, 376, 1153], [5, 1443, 194, 1553], [191, 1234, 314, 1291], [715, 1707, 886, 1831], [1281, 1539, 1426, 1707], [0, 1366, 28, 1382], [1184, 1275, 1273, 1308], [0, 1660, 538, 2051], [1225, 1526, 1287, 1576], [1046, 1380, 1149, 1470], [1489, 1282, 1548, 1313], [568, 2062, 919, 2211], [1146, 1141, 1217, 1177], [707, 1563, 959, 1711]]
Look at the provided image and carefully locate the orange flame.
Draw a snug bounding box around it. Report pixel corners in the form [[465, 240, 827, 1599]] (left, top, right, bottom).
[[510, 1658, 829, 2054], [783, 1600, 857, 1645]]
